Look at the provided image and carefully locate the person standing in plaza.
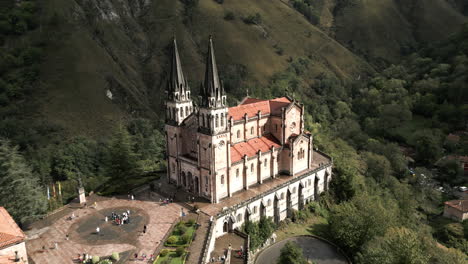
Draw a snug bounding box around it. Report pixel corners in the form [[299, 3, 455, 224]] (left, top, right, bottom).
[[143, 225, 147, 233], [96, 227, 100, 235]]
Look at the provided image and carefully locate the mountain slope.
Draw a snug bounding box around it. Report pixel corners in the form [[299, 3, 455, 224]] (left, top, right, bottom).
[[36, 0, 371, 136], [31, 0, 467, 137]]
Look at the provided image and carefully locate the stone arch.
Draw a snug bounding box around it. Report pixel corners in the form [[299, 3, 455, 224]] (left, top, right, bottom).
[[182, 172, 186, 187]]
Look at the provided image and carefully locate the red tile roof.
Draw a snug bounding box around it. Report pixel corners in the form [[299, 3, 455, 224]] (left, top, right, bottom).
[[445, 200, 468, 213], [228, 97, 292, 121], [231, 134, 281, 163], [0, 207, 25, 249]]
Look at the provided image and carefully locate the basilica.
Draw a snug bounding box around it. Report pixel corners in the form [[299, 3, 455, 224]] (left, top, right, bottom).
[[165, 37, 321, 204]]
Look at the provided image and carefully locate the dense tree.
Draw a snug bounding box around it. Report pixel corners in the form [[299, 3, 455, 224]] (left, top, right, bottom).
[[328, 193, 398, 254], [107, 126, 141, 182], [357, 227, 431, 264], [0, 139, 47, 223], [277, 241, 308, 264]]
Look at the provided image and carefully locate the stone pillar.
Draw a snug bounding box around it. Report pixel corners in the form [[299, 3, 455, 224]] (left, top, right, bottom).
[[78, 187, 86, 204]]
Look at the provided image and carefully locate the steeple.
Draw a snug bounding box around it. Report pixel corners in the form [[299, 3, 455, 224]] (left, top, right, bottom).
[[165, 37, 193, 125], [200, 36, 226, 108], [167, 37, 190, 101]]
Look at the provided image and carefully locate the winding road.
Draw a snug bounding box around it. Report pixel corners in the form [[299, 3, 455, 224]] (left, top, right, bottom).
[[255, 236, 349, 264]]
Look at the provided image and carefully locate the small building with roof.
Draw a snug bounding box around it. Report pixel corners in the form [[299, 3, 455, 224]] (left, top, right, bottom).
[[0, 207, 28, 264], [443, 200, 468, 222]]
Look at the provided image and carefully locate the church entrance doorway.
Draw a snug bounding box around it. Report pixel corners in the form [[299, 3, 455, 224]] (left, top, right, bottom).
[[223, 217, 234, 233], [194, 176, 199, 194], [182, 172, 186, 187]]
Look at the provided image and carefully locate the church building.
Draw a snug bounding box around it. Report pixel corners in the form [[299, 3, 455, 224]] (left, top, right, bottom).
[[165, 37, 315, 204]]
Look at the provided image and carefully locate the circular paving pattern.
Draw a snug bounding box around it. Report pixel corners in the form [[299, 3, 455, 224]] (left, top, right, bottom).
[[255, 236, 349, 264], [70, 207, 148, 246]]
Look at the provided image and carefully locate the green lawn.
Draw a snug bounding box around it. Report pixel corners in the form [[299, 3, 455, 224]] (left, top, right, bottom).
[[275, 216, 329, 242], [154, 252, 186, 264], [164, 222, 196, 247]]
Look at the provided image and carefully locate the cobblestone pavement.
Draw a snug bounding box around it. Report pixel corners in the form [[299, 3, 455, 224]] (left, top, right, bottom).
[[26, 196, 182, 264]]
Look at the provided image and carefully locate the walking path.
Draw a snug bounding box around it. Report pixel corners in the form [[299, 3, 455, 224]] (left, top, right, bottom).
[[26, 196, 182, 264], [185, 213, 211, 264]]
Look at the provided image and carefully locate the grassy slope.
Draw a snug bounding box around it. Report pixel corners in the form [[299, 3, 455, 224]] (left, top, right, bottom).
[[34, 0, 465, 137], [35, 0, 371, 137], [333, 0, 467, 64]]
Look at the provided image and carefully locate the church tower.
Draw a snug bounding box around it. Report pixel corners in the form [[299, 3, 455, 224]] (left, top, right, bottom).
[[165, 38, 193, 184], [197, 36, 230, 203], [166, 38, 193, 125], [198, 36, 228, 134]]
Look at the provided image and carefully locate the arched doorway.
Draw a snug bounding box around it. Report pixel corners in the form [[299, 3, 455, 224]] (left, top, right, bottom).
[[314, 175, 319, 201], [298, 183, 304, 210], [187, 172, 193, 192], [286, 190, 292, 218], [182, 172, 186, 187], [223, 216, 234, 233], [260, 202, 266, 219], [194, 176, 199, 194], [245, 208, 251, 223], [274, 195, 280, 224]]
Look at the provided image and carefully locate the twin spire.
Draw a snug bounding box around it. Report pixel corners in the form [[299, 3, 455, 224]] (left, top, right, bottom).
[[168, 36, 225, 106]]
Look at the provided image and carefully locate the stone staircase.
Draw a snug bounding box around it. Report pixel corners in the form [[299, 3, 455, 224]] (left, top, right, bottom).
[[185, 213, 211, 264]]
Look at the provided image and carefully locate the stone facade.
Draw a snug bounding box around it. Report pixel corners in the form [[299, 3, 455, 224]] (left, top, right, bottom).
[[165, 37, 325, 204]]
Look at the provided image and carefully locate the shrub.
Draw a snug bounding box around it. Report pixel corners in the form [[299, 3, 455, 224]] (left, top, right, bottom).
[[160, 249, 170, 257], [111, 252, 119, 261], [176, 246, 185, 257], [97, 260, 112, 264], [178, 220, 186, 227], [243, 13, 262, 24], [167, 235, 178, 244], [92, 256, 100, 264], [181, 233, 191, 244], [177, 225, 187, 235], [187, 219, 196, 226], [224, 11, 235, 20]]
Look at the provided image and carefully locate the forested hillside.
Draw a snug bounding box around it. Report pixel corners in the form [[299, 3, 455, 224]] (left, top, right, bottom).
[[1, 0, 467, 263]]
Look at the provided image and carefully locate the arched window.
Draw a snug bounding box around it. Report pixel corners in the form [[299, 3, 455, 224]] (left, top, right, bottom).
[[187, 92, 190, 99], [275, 124, 278, 132], [180, 107, 184, 117], [308, 179, 312, 186], [251, 164, 254, 173], [236, 168, 239, 178], [267, 199, 271, 206], [251, 127, 254, 135], [237, 213, 242, 222], [221, 113, 224, 126], [253, 206, 257, 214], [237, 130, 241, 138], [221, 175, 225, 184], [216, 114, 219, 127], [264, 159, 267, 167], [185, 106, 189, 115]]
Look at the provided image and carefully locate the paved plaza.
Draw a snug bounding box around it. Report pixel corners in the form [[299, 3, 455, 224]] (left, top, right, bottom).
[[26, 196, 183, 264]]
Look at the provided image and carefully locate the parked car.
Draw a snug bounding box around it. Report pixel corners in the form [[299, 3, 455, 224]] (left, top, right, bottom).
[[458, 186, 468, 192]]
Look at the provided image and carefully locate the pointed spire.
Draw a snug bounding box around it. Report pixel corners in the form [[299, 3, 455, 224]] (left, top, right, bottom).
[[168, 37, 187, 96], [204, 35, 221, 99]]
